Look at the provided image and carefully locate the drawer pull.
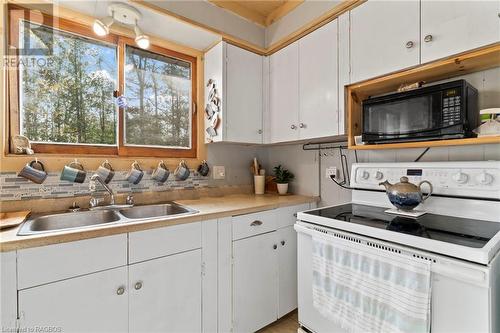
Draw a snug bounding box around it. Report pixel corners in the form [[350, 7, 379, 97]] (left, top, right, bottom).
[[250, 220, 263, 226], [116, 286, 125, 295]]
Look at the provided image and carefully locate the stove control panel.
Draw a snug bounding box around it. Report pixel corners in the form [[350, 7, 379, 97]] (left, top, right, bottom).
[[351, 161, 500, 199]]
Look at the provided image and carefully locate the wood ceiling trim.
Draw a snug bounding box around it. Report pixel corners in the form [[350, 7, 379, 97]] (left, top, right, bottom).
[[49, 0, 365, 56], [265, 1, 304, 26], [208, 1, 267, 27], [207, 0, 304, 27]]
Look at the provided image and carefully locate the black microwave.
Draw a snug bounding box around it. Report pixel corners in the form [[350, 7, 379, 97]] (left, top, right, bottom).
[[362, 80, 479, 144]]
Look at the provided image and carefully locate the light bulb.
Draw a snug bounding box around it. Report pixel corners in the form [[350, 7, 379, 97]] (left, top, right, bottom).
[[134, 25, 150, 49], [135, 35, 150, 49], [93, 16, 113, 36]]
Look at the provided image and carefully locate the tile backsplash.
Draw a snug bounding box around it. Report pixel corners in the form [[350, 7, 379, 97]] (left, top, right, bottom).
[[0, 169, 208, 201]]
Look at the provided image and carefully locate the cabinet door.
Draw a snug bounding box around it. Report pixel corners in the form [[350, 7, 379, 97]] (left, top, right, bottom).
[[18, 267, 128, 332], [226, 43, 263, 143], [299, 19, 339, 140], [233, 232, 278, 333], [129, 249, 202, 333], [421, 1, 500, 63], [269, 42, 300, 143], [277, 226, 298, 318], [351, 1, 419, 83]]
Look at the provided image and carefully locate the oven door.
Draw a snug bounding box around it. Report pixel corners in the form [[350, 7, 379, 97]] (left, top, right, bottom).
[[295, 222, 493, 333], [362, 92, 443, 143]]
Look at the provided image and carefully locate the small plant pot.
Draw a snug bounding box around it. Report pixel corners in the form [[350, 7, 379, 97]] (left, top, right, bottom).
[[277, 183, 288, 195]]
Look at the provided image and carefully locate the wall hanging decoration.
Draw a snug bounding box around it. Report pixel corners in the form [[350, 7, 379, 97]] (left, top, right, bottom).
[[11, 135, 34, 155], [18, 158, 47, 184], [151, 160, 170, 183], [126, 161, 144, 184], [205, 79, 221, 140], [174, 160, 190, 181], [60, 159, 86, 183], [95, 160, 115, 184]]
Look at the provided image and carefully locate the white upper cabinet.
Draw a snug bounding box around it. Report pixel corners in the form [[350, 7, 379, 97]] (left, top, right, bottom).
[[350, 0, 420, 83], [204, 42, 263, 144], [298, 19, 339, 140], [421, 1, 500, 63], [225, 44, 263, 143], [269, 41, 300, 143]]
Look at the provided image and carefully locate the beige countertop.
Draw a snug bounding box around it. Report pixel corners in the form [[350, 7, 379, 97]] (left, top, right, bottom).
[[0, 194, 318, 252]]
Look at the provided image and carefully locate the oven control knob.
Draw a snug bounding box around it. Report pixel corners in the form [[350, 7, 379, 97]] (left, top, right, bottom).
[[374, 171, 384, 180], [476, 172, 493, 185], [361, 171, 370, 180], [452, 172, 469, 184]]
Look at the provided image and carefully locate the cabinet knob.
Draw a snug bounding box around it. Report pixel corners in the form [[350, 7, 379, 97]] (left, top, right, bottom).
[[424, 34, 433, 43], [134, 281, 143, 290], [258, 129, 263, 134], [250, 220, 263, 226], [405, 41, 414, 48], [293, 213, 297, 218], [299, 123, 305, 128], [290, 125, 297, 130], [273, 244, 278, 250], [281, 240, 285, 246], [116, 286, 125, 295]]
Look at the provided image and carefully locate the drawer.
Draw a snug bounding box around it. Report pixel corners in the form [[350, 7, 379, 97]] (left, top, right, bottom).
[[129, 222, 202, 264], [232, 210, 276, 241], [276, 203, 310, 229], [18, 234, 127, 289]]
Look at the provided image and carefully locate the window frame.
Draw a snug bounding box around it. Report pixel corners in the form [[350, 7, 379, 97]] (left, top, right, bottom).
[[7, 5, 198, 158]]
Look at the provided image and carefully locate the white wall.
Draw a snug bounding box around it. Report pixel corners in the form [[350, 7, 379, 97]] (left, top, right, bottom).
[[206, 143, 264, 186], [259, 145, 320, 196]]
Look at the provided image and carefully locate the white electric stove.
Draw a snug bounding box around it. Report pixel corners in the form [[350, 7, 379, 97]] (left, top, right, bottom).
[[296, 161, 500, 333]]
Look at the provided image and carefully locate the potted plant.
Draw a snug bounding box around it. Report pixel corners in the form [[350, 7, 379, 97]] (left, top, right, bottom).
[[273, 165, 295, 195]]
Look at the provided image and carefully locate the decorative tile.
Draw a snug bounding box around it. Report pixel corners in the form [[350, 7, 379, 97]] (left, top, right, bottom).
[[0, 169, 209, 201]]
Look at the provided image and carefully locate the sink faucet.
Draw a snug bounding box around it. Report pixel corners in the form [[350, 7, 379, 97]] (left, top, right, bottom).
[[89, 174, 115, 208]]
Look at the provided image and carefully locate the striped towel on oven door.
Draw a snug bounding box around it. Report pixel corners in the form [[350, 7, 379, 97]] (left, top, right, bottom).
[[312, 233, 432, 333]]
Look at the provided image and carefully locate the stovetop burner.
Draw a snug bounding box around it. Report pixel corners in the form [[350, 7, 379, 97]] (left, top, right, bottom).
[[304, 204, 500, 248]]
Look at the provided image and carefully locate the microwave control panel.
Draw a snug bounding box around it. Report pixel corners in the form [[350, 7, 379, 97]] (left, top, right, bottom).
[[442, 88, 462, 126]]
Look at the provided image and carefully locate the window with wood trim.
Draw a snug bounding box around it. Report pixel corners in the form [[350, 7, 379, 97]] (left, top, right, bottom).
[[7, 5, 197, 158]]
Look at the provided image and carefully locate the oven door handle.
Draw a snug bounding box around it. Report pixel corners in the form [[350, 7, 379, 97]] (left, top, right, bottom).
[[295, 223, 488, 286]]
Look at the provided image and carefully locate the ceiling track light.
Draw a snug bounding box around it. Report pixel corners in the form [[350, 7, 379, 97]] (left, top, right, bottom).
[[134, 24, 150, 50], [93, 3, 150, 49]]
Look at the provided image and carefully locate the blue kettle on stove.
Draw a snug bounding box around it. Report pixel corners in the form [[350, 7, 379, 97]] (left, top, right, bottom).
[[379, 176, 433, 211]]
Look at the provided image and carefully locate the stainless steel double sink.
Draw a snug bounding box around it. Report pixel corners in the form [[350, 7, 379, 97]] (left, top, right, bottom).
[[17, 203, 199, 236]]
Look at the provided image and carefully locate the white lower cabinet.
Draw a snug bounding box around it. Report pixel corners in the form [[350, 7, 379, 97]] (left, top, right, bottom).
[[233, 232, 278, 333], [10, 204, 311, 333], [277, 226, 298, 318], [231, 205, 306, 333], [18, 266, 129, 333], [129, 249, 202, 333]]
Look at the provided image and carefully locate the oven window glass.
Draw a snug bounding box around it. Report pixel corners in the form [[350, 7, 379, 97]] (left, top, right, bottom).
[[366, 96, 434, 134]]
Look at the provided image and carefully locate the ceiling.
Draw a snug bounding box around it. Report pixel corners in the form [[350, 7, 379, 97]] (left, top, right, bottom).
[[55, 0, 221, 51], [208, 0, 304, 27]]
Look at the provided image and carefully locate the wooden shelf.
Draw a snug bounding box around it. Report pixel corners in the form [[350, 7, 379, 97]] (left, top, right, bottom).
[[347, 43, 500, 150], [351, 136, 500, 150]]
